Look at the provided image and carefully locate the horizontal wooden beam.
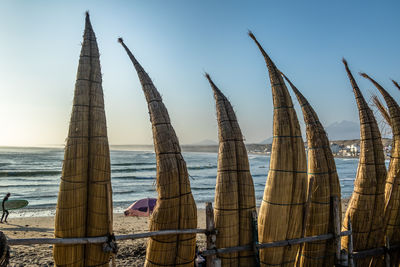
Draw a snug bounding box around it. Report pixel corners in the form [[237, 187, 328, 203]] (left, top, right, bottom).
[[8, 228, 207, 246], [202, 230, 352, 256], [352, 244, 400, 260], [8, 227, 352, 257], [8, 236, 108, 245], [115, 229, 207, 241]]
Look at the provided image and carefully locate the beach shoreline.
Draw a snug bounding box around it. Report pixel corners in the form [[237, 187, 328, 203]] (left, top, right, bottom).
[[2, 199, 349, 266]]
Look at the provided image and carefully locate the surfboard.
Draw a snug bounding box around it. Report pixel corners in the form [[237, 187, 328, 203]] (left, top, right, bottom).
[[0, 199, 28, 210]]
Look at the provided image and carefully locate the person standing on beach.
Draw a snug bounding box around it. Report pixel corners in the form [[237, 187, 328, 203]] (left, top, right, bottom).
[[1, 193, 11, 223]]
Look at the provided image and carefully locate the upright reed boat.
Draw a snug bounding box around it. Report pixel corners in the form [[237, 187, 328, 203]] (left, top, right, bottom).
[[54, 12, 113, 267], [249, 31, 307, 266], [119, 38, 197, 267], [361, 73, 400, 264], [205, 73, 256, 266], [282, 73, 341, 267], [341, 61, 386, 266]]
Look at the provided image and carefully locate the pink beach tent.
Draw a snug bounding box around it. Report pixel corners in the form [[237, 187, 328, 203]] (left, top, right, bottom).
[[124, 198, 157, 217]]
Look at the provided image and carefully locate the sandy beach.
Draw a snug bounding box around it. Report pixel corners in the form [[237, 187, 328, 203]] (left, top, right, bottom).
[[1, 199, 349, 267], [2, 209, 207, 267]]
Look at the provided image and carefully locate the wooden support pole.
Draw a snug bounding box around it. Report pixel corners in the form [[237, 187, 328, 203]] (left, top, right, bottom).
[[384, 237, 390, 267], [341, 249, 348, 266], [205, 202, 218, 267], [332, 196, 342, 266], [296, 177, 314, 267], [252, 210, 260, 267], [347, 216, 354, 267]]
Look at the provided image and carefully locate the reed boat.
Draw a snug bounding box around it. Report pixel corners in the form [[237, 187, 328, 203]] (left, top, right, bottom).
[[281, 73, 341, 267], [341, 61, 386, 266], [205, 73, 257, 266], [361, 73, 400, 265], [54, 12, 113, 267], [249, 31, 307, 266], [119, 38, 197, 267]]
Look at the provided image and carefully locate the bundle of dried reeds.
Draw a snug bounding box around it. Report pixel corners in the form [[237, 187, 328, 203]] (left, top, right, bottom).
[[281, 73, 341, 267], [54, 12, 113, 267], [373, 95, 391, 127], [361, 73, 400, 262], [205, 73, 256, 266], [340, 61, 387, 266], [118, 38, 197, 267], [249, 31, 307, 266]]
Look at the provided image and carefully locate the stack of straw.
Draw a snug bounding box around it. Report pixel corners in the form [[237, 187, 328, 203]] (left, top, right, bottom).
[[119, 38, 197, 267], [281, 73, 341, 266], [205, 73, 256, 266], [361, 73, 400, 263], [249, 31, 308, 266], [340, 61, 386, 266], [54, 12, 113, 267]]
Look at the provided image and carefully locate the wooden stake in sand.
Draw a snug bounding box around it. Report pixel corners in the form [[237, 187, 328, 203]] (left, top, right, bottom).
[[205, 73, 257, 266], [54, 12, 113, 267], [249, 31, 307, 267], [341, 60, 387, 266], [119, 38, 197, 267], [281, 73, 342, 267]]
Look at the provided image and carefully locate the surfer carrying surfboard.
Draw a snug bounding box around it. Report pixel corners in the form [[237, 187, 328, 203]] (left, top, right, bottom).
[[1, 193, 10, 223]]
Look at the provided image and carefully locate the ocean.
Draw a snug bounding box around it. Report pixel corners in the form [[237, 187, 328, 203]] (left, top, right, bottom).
[[0, 146, 365, 218]]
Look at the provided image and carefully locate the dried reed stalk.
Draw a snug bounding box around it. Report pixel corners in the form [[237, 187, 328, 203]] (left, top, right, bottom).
[[118, 38, 197, 267], [249, 31, 307, 266], [392, 80, 400, 91], [54, 12, 113, 267], [361, 73, 400, 265], [281, 73, 341, 267], [373, 95, 391, 127], [340, 61, 386, 266], [205, 73, 256, 266]]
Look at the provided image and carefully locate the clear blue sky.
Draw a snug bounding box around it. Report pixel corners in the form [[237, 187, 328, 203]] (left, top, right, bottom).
[[0, 1, 399, 146]]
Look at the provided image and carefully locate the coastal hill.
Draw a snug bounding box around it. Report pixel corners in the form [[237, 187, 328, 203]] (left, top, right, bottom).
[[325, 120, 360, 140]]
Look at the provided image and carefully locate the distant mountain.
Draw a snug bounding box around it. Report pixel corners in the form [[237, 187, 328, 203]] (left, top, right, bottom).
[[325, 120, 360, 141], [191, 139, 218, 146], [259, 137, 274, 145]]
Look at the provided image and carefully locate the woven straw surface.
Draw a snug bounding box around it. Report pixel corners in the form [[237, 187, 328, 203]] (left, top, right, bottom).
[[119, 39, 197, 267], [340, 62, 386, 266], [206, 74, 256, 267], [54, 13, 112, 267], [249, 32, 307, 267], [282, 73, 341, 267], [361, 73, 400, 264]]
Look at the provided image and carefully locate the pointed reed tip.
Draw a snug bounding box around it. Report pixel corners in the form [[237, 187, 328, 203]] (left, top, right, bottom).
[[118, 37, 124, 44], [342, 58, 348, 67], [392, 79, 400, 89], [248, 30, 256, 40], [204, 72, 211, 80], [359, 72, 368, 79], [85, 11, 89, 17], [280, 71, 289, 83]]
